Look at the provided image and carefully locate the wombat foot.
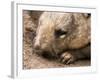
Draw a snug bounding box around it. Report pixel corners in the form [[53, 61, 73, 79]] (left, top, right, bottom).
[[60, 52, 76, 64]]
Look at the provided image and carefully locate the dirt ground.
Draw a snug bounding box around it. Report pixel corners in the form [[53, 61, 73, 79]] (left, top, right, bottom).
[[23, 10, 90, 69]]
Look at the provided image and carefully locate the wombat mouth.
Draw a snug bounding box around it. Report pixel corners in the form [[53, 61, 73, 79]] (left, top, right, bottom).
[[41, 51, 57, 59], [34, 49, 58, 60]]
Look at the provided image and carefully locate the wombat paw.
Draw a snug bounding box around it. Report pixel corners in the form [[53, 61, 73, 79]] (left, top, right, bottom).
[[60, 52, 76, 64]]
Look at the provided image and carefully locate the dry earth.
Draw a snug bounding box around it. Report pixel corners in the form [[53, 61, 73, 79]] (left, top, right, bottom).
[[23, 10, 90, 69]]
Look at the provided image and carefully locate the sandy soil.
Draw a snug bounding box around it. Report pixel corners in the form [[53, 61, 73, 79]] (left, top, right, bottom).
[[23, 10, 90, 69]]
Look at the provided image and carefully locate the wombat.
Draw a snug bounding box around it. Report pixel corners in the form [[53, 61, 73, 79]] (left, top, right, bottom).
[[33, 11, 91, 64]]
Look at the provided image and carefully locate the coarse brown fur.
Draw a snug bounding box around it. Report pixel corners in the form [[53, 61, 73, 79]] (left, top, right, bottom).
[[33, 12, 91, 64]]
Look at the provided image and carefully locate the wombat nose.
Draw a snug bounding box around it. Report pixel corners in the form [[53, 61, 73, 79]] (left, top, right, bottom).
[[34, 43, 41, 50]]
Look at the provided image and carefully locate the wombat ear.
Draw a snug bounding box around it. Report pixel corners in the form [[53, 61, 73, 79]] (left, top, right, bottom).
[[83, 13, 91, 18]]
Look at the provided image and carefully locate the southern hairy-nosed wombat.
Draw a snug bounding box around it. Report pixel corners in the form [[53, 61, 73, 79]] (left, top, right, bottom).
[[33, 12, 91, 64]]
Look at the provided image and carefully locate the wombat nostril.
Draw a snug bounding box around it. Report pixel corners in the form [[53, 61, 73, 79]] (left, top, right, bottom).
[[34, 43, 41, 50]]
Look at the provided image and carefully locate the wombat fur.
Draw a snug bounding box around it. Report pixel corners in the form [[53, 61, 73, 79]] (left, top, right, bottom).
[[33, 12, 91, 64]]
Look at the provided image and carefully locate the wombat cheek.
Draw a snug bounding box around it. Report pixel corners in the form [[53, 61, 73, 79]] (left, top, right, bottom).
[[41, 43, 51, 51]]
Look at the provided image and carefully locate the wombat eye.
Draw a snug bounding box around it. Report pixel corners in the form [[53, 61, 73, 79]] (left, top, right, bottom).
[[55, 29, 67, 38]]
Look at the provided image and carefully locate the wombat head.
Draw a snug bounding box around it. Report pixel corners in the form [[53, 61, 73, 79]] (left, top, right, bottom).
[[33, 12, 91, 57]]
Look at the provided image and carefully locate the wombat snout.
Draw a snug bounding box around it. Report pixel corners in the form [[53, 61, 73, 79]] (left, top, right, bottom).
[[34, 41, 55, 59], [34, 41, 41, 50], [33, 39, 48, 53]]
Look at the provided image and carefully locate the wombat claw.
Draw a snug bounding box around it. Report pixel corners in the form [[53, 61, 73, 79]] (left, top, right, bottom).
[[60, 52, 75, 64]]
